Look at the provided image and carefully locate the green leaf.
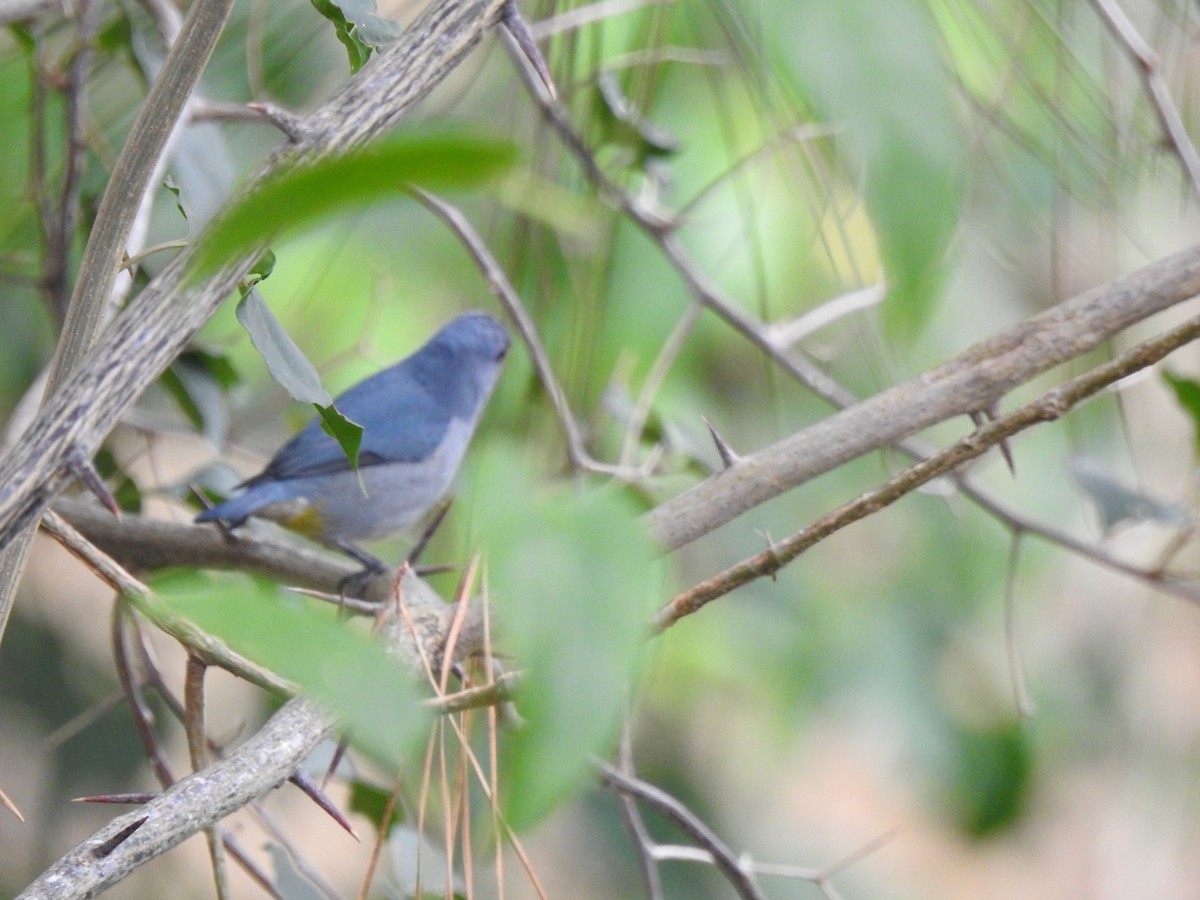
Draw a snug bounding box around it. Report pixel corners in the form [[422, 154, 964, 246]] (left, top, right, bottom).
[[235, 288, 333, 407], [234, 267, 363, 473], [157, 572, 429, 766], [163, 174, 189, 222], [189, 133, 516, 282], [348, 780, 404, 834], [309, 0, 401, 73], [248, 249, 276, 283], [1164, 370, 1200, 450], [940, 720, 1031, 838], [316, 402, 364, 472], [470, 443, 660, 830], [781, 0, 964, 337]]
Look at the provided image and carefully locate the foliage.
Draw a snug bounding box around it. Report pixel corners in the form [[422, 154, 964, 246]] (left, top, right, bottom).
[[3, 0, 1200, 897]]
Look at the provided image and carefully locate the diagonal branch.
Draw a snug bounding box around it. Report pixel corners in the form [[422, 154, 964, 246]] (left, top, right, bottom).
[[644, 242, 1200, 550], [16, 697, 334, 900], [655, 311, 1200, 629], [0, 0, 509, 652]]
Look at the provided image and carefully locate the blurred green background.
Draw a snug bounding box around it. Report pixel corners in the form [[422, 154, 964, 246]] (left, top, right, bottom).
[[5, 0, 1200, 896]]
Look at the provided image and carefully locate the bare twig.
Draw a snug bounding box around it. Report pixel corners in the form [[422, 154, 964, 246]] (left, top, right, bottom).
[[531, 0, 674, 40], [598, 761, 766, 900], [185, 655, 232, 900], [43, 0, 102, 322], [614, 724, 664, 899], [1087, 0, 1200, 203]]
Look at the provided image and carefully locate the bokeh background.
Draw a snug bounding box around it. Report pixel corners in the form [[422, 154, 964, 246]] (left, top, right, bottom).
[[5, 0, 1200, 896]]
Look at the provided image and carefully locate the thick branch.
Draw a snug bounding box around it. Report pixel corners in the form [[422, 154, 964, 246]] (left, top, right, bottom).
[[16, 697, 333, 900], [645, 241, 1200, 549], [0, 0, 508, 648], [654, 311, 1200, 629]]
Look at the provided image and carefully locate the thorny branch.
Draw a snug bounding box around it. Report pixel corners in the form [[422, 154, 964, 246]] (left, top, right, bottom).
[[654, 312, 1200, 630]]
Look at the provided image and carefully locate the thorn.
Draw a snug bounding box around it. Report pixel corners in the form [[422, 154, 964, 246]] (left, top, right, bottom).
[[500, 0, 558, 101], [321, 737, 351, 792], [754, 530, 782, 580], [0, 784, 24, 821], [970, 405, 1015, 476], [290, 769, 358, 840], [411, 563, 463, 577], [702, 417, 741, 469], [90, 816, 147, 858], [74, 792, 158, 805], [67, 450, 121, 518]]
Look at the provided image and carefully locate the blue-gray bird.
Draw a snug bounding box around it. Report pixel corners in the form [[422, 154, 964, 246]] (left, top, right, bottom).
[[196, 313, 510, 554]]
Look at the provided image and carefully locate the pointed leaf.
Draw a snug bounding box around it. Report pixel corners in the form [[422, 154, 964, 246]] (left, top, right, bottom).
[[189, 133, 516, 282]]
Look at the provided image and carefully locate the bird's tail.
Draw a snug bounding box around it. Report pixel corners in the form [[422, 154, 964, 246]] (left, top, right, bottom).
[[194, 481, 292, 528]]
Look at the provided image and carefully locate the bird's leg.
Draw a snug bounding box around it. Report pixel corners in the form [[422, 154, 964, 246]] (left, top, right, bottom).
[[406, 499, 453, 568], [334, 540, 390, 600]]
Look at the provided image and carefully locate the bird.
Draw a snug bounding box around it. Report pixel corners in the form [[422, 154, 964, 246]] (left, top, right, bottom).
[[196, 312, 510, 565]]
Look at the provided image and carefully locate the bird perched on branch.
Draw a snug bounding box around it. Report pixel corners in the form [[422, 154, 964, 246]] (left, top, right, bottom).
[[196, 312, 510, 565]]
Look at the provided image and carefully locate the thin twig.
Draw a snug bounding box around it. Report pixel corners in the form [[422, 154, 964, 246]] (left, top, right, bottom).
[[44, 0, 102, 322], [598, 762, 766, 900], [413, 188, 646, 477], [1087, 0, 1200, 203], [185, 655, 232, 900], [614, 723, 664, 900]]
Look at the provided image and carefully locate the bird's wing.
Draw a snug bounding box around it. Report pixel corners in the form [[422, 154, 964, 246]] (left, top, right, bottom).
[[244, 370, 452, 484]]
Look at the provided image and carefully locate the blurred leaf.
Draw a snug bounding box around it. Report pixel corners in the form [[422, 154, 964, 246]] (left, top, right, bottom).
[[265, 843, 327, 900], [348, 779, 403, 834], [157, 572, 430, 766], [1070, 457, 1190, 531], [235, 288, 333, 406], [160, 350, 239, 445], [470, 443, 660, 830], [1164, 370, 1200, 450], [190, 133, 516, 281], [309, 0, 401, 74], [782, 0, 964, 337], [941, 720, 1031, 838]]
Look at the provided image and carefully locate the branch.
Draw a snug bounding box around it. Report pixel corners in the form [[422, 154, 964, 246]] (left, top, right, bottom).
[[598, 761, 766, 900], [16, 697, 334, 900], [655, 311, 1200, 629], [0, 0, 239, 685], [644, 242, 1200, 549], [0, 0, 509, 651], [1087, 0, 1200, 202]]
